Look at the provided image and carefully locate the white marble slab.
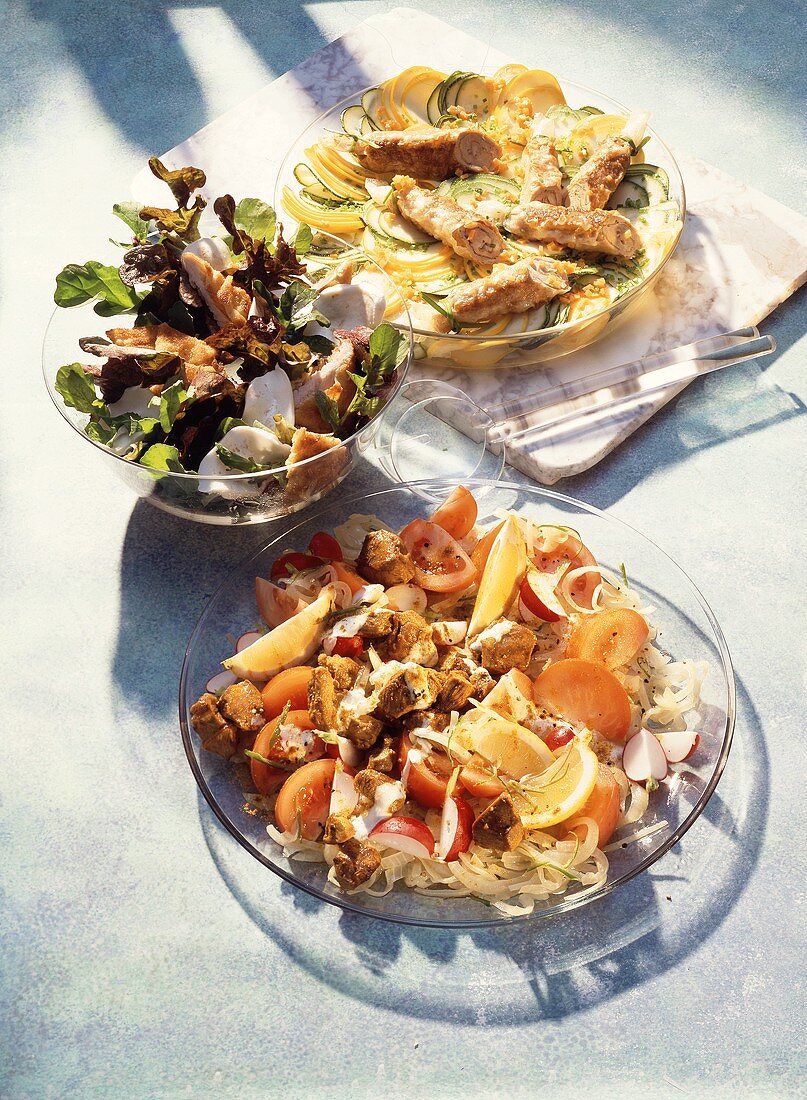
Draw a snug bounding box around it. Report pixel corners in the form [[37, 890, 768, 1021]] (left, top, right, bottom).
[[135, 7, 807, 484]]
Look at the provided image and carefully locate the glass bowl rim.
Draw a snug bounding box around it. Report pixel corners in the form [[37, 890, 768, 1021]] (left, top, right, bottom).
[[41, 237, 415, 483], [178, 477, 735, 929], [275, 73, 687, 345]]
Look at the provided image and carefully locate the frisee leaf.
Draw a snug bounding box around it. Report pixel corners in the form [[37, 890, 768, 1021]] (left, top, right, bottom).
[[54, 262, 142, 314], [55, 363, 98, 413]]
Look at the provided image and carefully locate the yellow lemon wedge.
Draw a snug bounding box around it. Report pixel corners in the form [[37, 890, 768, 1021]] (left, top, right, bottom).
[[468, 513, 527, 638], [453, 706, 554, 779], [224, 585, 335, 681], [518, 740, 599, 830]]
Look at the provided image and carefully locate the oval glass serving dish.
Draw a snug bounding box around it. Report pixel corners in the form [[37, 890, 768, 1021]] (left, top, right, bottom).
[[179, 480, 733, 927], [42, 238, 415, 526], [275, 69, 685, 372]]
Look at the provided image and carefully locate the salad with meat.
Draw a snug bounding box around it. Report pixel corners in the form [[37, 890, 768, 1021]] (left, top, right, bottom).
[[51, 158, 407, 506], [282, 64, 682, 353], [190, 487, 706, 915]]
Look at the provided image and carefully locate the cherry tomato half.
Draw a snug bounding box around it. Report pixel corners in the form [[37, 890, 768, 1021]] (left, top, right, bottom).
[[308, 532, 343, 561], [331, 636, 364, 658], [270, 552, 324, 581]]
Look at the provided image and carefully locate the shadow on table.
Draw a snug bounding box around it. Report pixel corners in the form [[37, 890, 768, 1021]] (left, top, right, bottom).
[[24, 0, 374, 153], [202, 670, 766, 1025]]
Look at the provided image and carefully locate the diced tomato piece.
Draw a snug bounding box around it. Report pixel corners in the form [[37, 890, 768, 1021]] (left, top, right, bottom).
[[331, 636, 363, 658], [458, 761, 506, 799], [399, 519, 476, 593], [270, 551, 324, 581], [250, 709, 321, 795], [399, 736, 452, 809], [544, 727, 574, 752], [308, 532, 343, 561]]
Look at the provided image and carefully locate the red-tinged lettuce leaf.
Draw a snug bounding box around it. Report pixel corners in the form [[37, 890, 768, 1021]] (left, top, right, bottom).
[[118, 243, 172, 286], [138, 197, 205, 242], [148, 157, 206, 207]]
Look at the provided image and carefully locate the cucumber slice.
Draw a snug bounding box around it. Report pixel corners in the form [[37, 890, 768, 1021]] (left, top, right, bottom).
[[426, 81, 444, 124], [437, 172, 521, 204], [361, 202, 434, 245], [609, 177, 650, 210], [625, 164, 670, 204], [293, 163, 343, 201], [439, 71, 474, 114], [361, 87, 383, 128], [341, 104, 369, 139], [453, 74, 496, 118], [364, 178, 394, 208]]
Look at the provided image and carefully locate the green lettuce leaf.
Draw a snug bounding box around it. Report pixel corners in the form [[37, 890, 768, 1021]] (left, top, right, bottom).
[[291, 223, 313, 255], [158, 377, 191, 432], [112, 202, 152, 242], [140, 443, 186, 472], [215, 445, 267, 473], [366, 323, 405, 386], [55, 363, 99, 413], [314, 391, 341, 433], [234, 198, 276, 243], [54, 262, 142, 314]]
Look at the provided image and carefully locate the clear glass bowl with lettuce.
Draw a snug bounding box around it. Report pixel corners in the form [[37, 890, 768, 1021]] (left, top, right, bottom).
[[43, 159, 413, 525]]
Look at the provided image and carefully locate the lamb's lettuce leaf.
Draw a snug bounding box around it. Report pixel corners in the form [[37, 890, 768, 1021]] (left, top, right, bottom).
[[54, 262, 142, 315]]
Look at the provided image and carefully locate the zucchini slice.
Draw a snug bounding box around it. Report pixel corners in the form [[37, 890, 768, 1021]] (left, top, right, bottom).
[[293, 163, 344, 202], [361, 87, 383, 129], [361, 201, 434, 245], [453, 74, 499, 118], [341, 104, 369, 139]]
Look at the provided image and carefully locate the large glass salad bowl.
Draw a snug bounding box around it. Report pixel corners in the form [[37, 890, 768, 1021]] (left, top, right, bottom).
[[275, 67, 685, 371], [179, 480, 734, 927]]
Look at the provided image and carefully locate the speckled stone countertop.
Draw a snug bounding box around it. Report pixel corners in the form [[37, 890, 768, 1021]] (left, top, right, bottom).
[[2, 2, 805, 1097]]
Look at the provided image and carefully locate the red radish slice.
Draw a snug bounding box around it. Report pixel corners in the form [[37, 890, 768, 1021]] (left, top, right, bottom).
[[385, 583, 428, 613], [622, 728, 668, 782], [658, 730, 700, 763], [438, 795, 474, 861], [235, 630, 262, 653], [519, 571, 566, 622], [206, 670, 237, 693], [370, 815, 435, 858]]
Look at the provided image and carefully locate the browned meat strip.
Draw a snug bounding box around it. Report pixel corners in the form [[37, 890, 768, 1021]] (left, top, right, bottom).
[[566, 137, 632, 211], [354, 127, 501, 179], [333, 838, 381, 889]]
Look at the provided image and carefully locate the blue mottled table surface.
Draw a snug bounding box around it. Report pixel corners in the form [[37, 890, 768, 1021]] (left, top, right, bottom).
[[2, 2, 805, 1096]]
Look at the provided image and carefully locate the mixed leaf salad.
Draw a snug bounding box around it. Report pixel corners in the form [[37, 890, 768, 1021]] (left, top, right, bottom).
[[52, 158, 407, 500]]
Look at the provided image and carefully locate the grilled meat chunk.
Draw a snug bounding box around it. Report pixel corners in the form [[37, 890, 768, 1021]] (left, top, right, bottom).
[[375, 665, 443, 720], [353, 769, 406, 815], [358, 609, 396, 640], [367, 735, 398, 774], [377, 611, 438, 666], [440, 648, 495, 699], [398, 708, 450, 734], [472, 793, 525, 852], [435, 669, 475, 712], [308, 666, 338, 730], [333, 838, 381, 890], [477, 620, 536, 675], [323, 812, 355, 845], [356, 530, 416, 587], [189, 692, 238, 759], [343, 713, 384, 750], [218, 681, 265, 733], [318, 653, 362, 693]]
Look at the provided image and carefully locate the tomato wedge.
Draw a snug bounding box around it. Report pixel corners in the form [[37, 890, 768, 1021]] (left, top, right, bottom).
[[534, 659, 632, 741], [261, 666, 314, 720], [458, 760, 506, 799], [370, 815, 435, 858], [399, 519, 476, 593], [430, 486, 478, 540], [399, 736, 453, 809], [566, 608, 649, 669], [250, 709, 320, 795], [531, 527, 600, 609], [330, 560, 366, 595], [270, 551, 324, 581], [308, 532, 343, 561], [563, 763, 621, 847], [274, 758, 336, 839]]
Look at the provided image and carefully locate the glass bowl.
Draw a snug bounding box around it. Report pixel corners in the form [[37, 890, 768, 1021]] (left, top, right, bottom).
[[179, 479, 734, 927], [41, 239, 414, 526], [275, 74, 685, 372]]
